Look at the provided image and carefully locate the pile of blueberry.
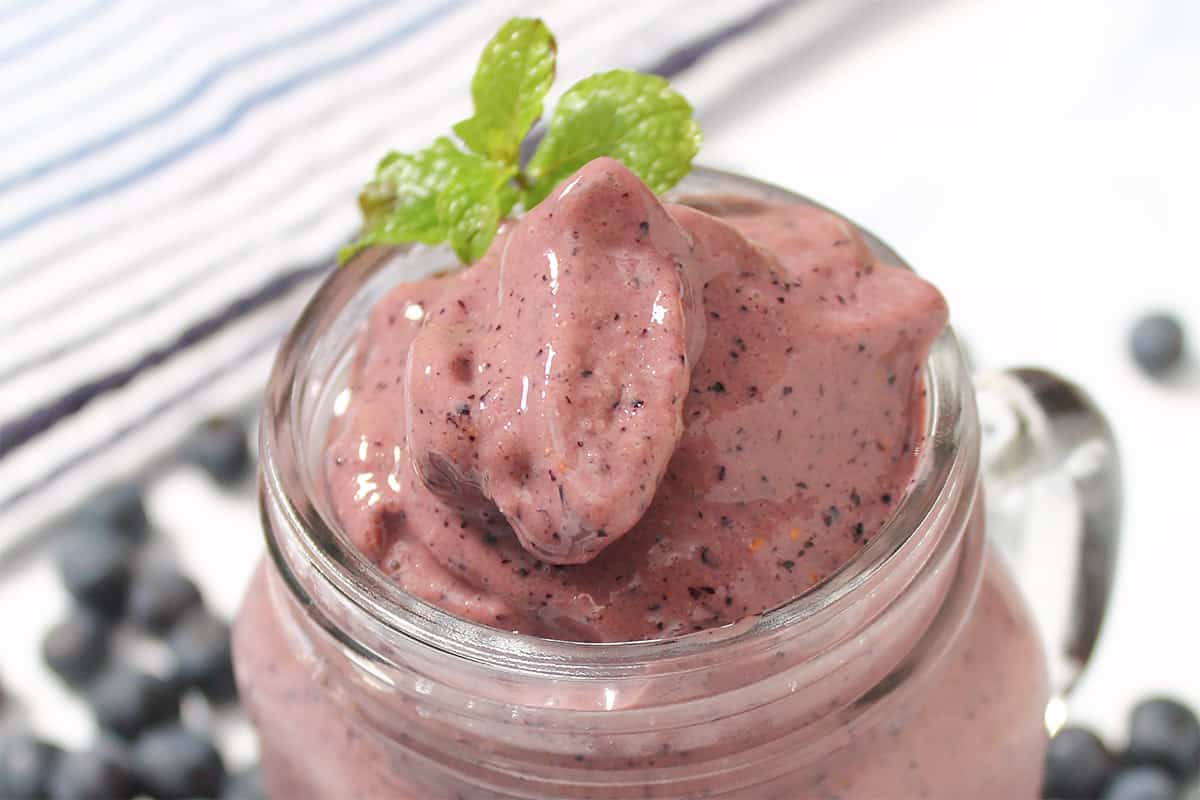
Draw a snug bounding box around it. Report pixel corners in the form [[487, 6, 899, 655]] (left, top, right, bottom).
[[1043, 698, 1200, 800], [0, 418, 262, 800]]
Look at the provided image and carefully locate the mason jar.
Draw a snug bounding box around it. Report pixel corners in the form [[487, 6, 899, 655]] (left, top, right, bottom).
[[234, 168, 1121, 799]]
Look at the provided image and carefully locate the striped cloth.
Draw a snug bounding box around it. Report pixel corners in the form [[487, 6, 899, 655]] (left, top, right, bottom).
[[2, 0, 898, 544]]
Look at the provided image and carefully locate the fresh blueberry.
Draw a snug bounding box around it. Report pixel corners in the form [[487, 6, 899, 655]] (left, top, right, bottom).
[[88, 667, 180, 739], [41, 609, 110, 687], [126, 566, 203, 634], [1128, 697, 1200, 780], [48, 741, 139, 800], [168, 609, 236, 702], [76, 484, 148, 541], [57, 528, 136, 617], [1102, 765, 1178, 800], [132, 724, 226, 799], [1130, 312, 1186, 376], [0, 734, 62, 799], [222, 765, 265, 800], [1043, 725, 1117, 798], [183, 416, 251, 485]]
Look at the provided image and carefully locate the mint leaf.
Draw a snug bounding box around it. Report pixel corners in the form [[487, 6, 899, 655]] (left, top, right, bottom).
[[453, 18, 556, 164], [522, 70, 702, 206], [340, 137, 513, 264], [435, 146, 513, 262], [344, 21, 702, 266]]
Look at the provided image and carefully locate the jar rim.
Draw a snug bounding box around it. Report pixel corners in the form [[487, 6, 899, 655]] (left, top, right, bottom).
[[258, 165, 976, 678]]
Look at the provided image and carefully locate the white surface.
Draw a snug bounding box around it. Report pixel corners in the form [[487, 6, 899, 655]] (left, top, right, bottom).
[[3, 0, 1199, 757]]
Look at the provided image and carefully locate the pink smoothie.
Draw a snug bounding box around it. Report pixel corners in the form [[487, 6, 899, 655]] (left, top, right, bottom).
[[321, 157, 947, 641], [236, 548, 1047, 799], [234, 159, 1049, 799]]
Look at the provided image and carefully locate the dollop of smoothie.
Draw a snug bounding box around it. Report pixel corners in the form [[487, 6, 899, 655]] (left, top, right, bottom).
[[325, 157, 947, 642], [405, 166, 700, 565]]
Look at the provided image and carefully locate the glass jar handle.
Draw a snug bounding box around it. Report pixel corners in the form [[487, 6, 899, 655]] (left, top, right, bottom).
[[974, 367, 1122, 703]]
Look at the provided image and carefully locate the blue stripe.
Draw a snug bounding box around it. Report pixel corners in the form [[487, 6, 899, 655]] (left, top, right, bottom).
[[0, 1, 288, 147], [0, 2, 178, 102], [0, 0, 507, 292], [0, 200, 354, 381], [0, 0, 464, 242], [0, 0, 112, 64], [0, 316, 291, 516], [0, 257, 329, 457], [0, 3, 502, 295], [0, 0, 391, 192], [0, 0, 44, 24]]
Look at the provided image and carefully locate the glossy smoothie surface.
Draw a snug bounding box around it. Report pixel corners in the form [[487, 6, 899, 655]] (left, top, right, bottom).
[[322, 158, 948, 642]]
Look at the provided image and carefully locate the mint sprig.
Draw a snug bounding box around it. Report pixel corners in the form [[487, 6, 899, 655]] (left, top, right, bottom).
[[452, 18, 557, 166], [341, 17, 701, 265], [523, 70, 702, 206], [342, 138, 514, 264]]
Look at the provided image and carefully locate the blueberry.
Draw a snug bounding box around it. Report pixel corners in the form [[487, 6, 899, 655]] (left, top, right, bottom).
[[0, 734, 62, 799], [1128, 697, 1200, 780], [132, 724, 225, 799], [76, 484, 148, 540], [57, 528, 136, 616], [1102, 765, 1178, 800], [42, 609, 110, 687], [183, 416, 250, 485], [126, 566, 203, 634], [88, 667, 179, 739], [222, 765, 265, 800], [1043, 725, 1117, 798], [168, 609, 236, 702], [1130, 312, 1186, 376], [48, 742, 139, 800]]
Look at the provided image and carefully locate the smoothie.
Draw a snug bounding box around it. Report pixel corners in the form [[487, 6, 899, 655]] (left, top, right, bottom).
[[234, 160, 1048, 798], [321, 157, 946, 641]]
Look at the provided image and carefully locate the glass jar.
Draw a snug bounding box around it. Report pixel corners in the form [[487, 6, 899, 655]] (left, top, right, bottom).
[[235, 168, 1120, 799]]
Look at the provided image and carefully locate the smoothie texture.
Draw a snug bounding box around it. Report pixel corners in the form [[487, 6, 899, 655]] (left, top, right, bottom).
[[322, 157, 948, 642]]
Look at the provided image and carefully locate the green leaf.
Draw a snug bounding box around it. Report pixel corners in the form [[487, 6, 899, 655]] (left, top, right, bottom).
[[495, 181, 520, 219], [344, 19, 704, 266], [435, 150, 509, 263], [522, 69, 702, 206], [452, 18, 556, 164], [340, 137, 513, 264]]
